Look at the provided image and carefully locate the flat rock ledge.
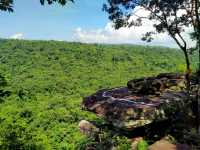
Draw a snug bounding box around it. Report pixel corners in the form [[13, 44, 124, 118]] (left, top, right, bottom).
[[82, 73, 198, 130]]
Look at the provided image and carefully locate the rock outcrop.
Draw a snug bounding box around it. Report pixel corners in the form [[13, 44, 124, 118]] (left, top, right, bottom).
[[79, 120, 99, 137], [148, 139, 190, 150], [82, 73, 196, 130], [127, 73, 185, 95]]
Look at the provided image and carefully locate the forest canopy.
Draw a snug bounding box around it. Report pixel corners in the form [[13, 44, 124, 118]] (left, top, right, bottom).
[[0, 39, 197, 149]]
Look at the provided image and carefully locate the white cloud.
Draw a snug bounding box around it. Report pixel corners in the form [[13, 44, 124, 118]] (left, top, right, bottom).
[[9, 33, 24, 39], [73, 7, 195, 48]]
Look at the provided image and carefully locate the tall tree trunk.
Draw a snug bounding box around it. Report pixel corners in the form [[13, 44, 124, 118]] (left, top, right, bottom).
[[194, 0, 200, 134], [196, 39, 200, 134], [197, 42, 200, 134], [182, 47, 191, 72], [182, 46, 191, 91]]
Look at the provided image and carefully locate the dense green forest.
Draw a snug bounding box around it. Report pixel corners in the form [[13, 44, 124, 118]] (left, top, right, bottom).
[[0, 39, 198, 149]]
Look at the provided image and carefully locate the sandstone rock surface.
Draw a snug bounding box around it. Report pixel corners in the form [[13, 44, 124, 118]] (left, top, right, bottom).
[[148, 139, 190, 150], [82, 73, 198, 130], [79, 120, 99, 137]]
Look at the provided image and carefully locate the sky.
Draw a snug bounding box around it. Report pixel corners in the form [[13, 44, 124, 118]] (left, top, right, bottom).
[[0, 0, 195, 48]]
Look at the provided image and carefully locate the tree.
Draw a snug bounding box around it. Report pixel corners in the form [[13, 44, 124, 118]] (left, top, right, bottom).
[[190, 0, 200, 133], [0, 0, 74, 12], [103, 0, 200, 133], [103, 0, 199, 73], [186, 0, 200, 71]]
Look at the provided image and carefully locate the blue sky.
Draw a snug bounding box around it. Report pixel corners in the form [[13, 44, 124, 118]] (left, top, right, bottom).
[[0, 0, 193, 47], [0, 0, 108, 40]]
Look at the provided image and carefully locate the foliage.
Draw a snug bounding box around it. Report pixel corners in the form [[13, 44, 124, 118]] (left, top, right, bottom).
[[0, 39, 197, 149], [75, 137, 95, 150], [137, 140, 149, 150], [0, 0, 74, 12], [0, 0, 13, 12], [113, 136, 132, 150], [76, 130, 131, 150], [0, 73, 11, 102], [40, 0, 74, 6]]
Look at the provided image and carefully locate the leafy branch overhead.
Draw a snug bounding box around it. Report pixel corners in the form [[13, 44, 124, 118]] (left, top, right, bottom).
[[103, 0, 191, 43], [0, 0, 13, 12], [39, 0, 74, 5], [0, 0, 74, 12]]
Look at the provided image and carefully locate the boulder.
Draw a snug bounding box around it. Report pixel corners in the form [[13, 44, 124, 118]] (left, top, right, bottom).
[[148, 139, 190, 150], [82, 73, 191, 130], [79, 120, 99, 137], [127, 73, 186, 95]]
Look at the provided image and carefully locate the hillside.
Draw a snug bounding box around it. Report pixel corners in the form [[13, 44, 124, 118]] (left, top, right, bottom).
[[0, 39, 198, 149]]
